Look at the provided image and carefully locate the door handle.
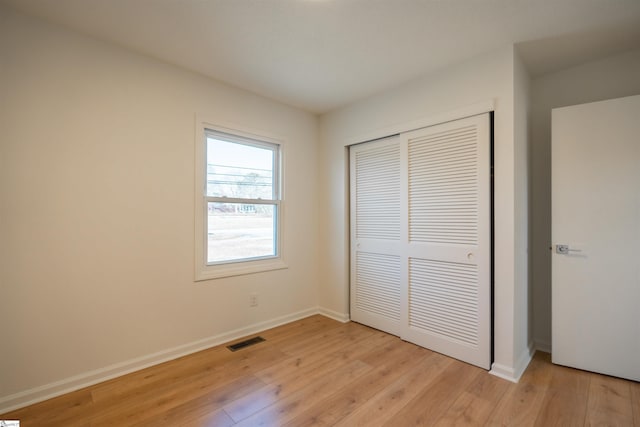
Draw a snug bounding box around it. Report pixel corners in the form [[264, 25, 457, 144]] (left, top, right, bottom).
[[555, 244, 582, 254]]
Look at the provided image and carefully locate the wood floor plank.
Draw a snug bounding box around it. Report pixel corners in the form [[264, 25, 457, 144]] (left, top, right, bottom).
[[333, 352, 454, 427], [87, 350, 274, 424], [485, 352, 554, 427], [233, 359, 372, 427], [257, 314, 342, 345], [222, 383, 282, 423], [533, 362, 591, 427], [357, 336, 425, 368], [283, 342, 431, 426], [89, 373, 265, 426], [433, 368, 510, 426], [187, 408, 236, 427], [3, 316, 640, 426], [381, 359, 482, 426], [276, 320, 374, 356], [0, 388, 93, 427], [89, 345, 234, 403], [247, 314, 338, 347], [128, 395, 237, 427], [585, 374, 634, 427], [255, 323, 377, 383], [223, 353, 352, 422], [324, 328, 398, 363], [224, 325, 398, 423], [92, 343, 284, 414], [631, 381, 640, 426]]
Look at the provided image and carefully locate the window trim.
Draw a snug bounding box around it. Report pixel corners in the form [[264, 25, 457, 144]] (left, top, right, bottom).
[[195, 116, 287, 281]]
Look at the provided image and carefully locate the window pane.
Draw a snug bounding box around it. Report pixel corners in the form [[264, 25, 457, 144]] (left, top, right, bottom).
[[207, 202, 276, 263], [206, 137, 274, 199]]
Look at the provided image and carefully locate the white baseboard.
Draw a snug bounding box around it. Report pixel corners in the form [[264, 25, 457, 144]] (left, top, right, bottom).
[[489, 342, 535, 383], [0, 306, 325, 414], [317, 307, 350, 323]]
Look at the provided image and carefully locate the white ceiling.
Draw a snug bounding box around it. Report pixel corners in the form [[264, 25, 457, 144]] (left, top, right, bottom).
[[4, 0, 640, 113]]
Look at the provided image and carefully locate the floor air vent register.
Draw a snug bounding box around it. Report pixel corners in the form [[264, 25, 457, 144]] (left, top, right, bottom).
[[226, 336, 265, 352]]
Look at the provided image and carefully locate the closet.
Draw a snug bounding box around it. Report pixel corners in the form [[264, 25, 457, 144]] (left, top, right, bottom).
[[350, 113, 491, 369]]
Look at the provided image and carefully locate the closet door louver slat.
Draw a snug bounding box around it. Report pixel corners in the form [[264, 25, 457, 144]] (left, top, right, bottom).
[[355, 143, 401, 241], [409, 258, 479, 346], [409, 124, 479, 246], [350, 136, 403, 336], [403, 114, 490, 370], [355, 252, 401, 321]]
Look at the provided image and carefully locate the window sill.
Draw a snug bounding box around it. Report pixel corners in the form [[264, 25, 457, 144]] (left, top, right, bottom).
[[195, 258, 288, 281]]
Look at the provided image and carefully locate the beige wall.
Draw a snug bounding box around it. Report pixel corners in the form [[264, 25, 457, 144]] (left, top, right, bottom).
[[529, 48, 640, 351], [0, 6, 320, 405], [318, 46, 531, 380]]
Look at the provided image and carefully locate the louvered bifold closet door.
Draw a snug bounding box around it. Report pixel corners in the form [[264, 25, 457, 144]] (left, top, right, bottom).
[[350, 136, 403, 336], [401, 114, 491, 369]]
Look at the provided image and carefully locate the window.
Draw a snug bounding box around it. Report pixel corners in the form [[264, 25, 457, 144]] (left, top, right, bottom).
[[195, 120, 286, 280]]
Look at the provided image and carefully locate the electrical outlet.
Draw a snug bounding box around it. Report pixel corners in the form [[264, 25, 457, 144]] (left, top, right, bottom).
[[249, 293, 259, 307]]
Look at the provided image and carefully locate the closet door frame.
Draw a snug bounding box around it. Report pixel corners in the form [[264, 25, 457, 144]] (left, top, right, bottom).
[[349, 109, 494, 370]]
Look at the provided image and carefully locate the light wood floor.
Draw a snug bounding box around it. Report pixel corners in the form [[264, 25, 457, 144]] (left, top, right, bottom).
[[3, 315, 639, 426]]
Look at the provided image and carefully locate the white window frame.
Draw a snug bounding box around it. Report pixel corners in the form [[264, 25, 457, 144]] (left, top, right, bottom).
[[195, 117, 287, 281]]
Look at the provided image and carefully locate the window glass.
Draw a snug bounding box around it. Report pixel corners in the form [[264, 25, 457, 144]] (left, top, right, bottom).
[[206, 137, 274, 199], [207, 202, 276, 263], [203, 130, 280, 267]]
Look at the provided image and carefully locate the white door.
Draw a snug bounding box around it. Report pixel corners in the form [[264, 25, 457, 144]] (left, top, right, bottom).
[[401, 114, 491, 370], [350, 114, 491, 369], [350, 136, 403, 336], [552, 95, 640, 381]]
